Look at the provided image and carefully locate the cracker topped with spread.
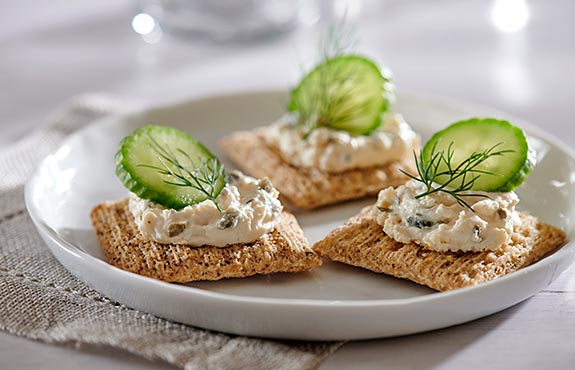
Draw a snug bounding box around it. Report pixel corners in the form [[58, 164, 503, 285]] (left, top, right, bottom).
[[314, 118, 567, 290], [220, 55, 420, 210], [91, 125, 321, 282]]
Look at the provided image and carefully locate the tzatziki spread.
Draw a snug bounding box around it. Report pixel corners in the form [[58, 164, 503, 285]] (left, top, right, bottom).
[[262, 113, 419, 173], [375, 180, 520, 252], [128, 171, 282, 247]]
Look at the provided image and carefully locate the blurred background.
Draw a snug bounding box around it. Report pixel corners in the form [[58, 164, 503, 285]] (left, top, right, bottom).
[[1, 0, 573, 148]]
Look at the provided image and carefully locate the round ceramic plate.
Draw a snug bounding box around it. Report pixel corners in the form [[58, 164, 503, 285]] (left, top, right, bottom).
[[25, 90, 575, 340]]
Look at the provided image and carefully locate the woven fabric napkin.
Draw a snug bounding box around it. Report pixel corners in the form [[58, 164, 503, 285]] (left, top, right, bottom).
[[0, 96, 342, 370]]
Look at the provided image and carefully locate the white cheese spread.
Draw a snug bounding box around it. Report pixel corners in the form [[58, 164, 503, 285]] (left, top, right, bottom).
[[128, 171, 283, 247], [375, 180, 520, 252], [262, 113, 419, 173]]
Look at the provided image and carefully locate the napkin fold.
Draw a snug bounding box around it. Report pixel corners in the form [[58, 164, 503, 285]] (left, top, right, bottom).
[[0, 96, 342, 370]]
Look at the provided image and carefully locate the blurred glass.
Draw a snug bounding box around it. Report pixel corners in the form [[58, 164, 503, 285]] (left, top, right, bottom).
[[134, 0, 320, 43]]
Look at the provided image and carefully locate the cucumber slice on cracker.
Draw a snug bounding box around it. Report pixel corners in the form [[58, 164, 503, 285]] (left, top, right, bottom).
[[422, 118, 534, 192], [115, 125, 226, 209], [289, 55, 394, 135]]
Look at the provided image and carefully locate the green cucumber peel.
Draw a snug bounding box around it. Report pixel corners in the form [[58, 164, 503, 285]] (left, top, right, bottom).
[[289, 54, 394, 136], [115, 125, 226, 210], [419, 118, 535, 193]]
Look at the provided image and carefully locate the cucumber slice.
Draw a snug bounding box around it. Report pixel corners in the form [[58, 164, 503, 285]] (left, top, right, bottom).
[[289, 55, 394, 135], [115, 125, 226, 210], [422, 118, 535, 192]]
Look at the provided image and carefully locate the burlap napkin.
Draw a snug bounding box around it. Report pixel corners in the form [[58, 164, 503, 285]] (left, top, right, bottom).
[[0, 95, 343, 370]]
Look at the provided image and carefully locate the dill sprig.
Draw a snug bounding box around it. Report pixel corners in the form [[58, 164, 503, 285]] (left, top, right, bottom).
[[400, 142, 513, 211], [321, 18, 357, 60], [295, 67, 366, 136], [292, 21, 360, 136], [138, 134, 226, 212]]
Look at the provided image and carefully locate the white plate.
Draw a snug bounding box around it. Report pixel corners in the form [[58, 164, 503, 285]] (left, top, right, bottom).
[[25, 91, 575, 340]]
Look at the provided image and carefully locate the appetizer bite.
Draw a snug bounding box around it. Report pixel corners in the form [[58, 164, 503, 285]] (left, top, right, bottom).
[[220, 55, 419, 210], [91, 125, 321, 282], [314, 118, 567, 291]]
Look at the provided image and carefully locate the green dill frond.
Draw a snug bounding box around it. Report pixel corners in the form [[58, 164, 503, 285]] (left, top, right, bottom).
[[321, 18, 358, 60], [291, 20, 360, 136], [400, 142, 513, 211], [140, 134, 226, 212]]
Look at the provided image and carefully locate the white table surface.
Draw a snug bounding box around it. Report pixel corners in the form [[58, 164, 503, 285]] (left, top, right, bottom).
[[1, 0, 574, 369]]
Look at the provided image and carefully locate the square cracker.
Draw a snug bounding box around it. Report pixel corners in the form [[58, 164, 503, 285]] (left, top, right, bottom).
[[313, 206, 567, 291], [219, 131, 416, 210], [91, 199, 322, 282]]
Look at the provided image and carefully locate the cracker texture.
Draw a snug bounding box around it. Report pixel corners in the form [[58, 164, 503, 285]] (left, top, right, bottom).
[[313, 206, 567, 291], [219, 131, 415, 210], [91, 199, 321, 282]]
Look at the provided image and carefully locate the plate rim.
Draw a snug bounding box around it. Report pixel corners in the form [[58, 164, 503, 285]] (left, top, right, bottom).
[[25, 89, 575, 309]]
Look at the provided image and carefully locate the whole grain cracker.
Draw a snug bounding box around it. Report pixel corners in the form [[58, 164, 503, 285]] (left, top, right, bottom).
[[313, 206, 567, 291], [91, 199, 322, 282], [219, 131, 416, 210]]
